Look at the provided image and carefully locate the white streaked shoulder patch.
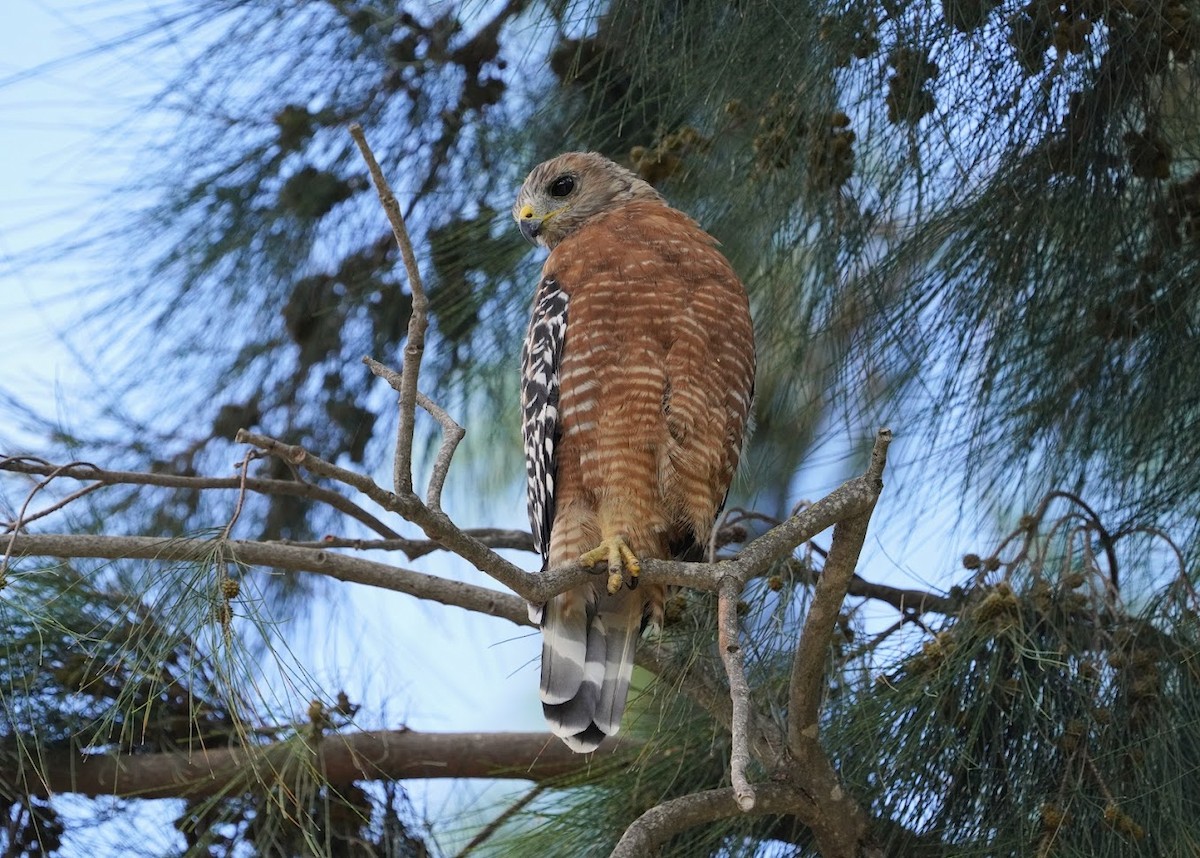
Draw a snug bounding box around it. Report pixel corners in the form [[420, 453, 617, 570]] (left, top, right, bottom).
[[520, 276, 569, 569]]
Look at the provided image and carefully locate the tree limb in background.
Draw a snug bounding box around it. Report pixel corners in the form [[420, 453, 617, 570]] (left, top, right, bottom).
[[17, 730, 635, 800]]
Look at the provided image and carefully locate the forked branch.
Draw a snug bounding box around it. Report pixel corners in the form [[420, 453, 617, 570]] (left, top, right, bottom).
[[363, 356, 465, 511]]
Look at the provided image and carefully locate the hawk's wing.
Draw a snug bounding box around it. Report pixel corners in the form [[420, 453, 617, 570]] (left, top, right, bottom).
[[520, 276, 569, 571]]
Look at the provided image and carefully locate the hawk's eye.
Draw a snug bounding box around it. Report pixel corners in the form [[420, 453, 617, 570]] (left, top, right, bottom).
[[548, 175, 575, 198]]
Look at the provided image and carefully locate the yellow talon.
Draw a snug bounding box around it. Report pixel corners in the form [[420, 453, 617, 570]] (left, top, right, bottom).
[[579, 537, 641, 595]]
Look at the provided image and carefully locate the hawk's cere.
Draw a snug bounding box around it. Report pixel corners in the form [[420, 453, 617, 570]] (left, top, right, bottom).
[[514, 152, 755, 752]]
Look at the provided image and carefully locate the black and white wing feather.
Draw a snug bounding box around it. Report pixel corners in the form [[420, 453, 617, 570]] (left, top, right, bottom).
[[520, 277, 569, 572]]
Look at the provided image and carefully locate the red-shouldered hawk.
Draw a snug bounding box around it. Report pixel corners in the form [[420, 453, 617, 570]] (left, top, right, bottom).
[[514, 152, 755, 752]]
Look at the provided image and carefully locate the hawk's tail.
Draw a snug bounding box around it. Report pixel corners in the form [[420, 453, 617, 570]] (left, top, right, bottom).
[[539, 588, 640, 753]]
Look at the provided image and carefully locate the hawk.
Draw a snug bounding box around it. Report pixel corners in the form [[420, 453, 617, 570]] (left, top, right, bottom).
[[514, 152, 755, 752]]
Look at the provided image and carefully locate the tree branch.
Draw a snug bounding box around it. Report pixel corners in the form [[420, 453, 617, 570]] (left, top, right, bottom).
[[277, 528, 535, 559], [3, 532, 530, 626], [232, 428, 899, 614], [0, 456, 402, 540], [6, 454, 944, 611], [609, 784, 816, 858], [349, 124, 429, 497], [717, 576, 756, 811], [14, 730, 634, 801], [363, 357, 465, 512], [233, 430, 537, 598], [788, 429, 891, 750]]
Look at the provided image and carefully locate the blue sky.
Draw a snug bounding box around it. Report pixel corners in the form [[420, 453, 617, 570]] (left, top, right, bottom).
[[1, 1, 155, 431]]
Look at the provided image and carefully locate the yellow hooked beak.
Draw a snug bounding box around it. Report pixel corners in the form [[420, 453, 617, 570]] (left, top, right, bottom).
[[517, 203, 565, 245]]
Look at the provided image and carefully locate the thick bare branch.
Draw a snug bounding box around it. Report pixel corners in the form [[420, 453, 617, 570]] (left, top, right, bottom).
[[16, 730, 633, 801], [349, 124, 429, 497], [7, 479, 105, 532]]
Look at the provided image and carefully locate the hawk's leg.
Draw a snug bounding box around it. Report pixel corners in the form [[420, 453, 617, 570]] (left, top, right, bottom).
[[580, 536, 641, 595]]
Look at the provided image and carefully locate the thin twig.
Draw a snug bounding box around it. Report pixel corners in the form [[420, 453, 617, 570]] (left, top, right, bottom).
[[723, 507, 783, 530], [717, 576, 756, 811], [3, 479, 105, 532], [218, 449, 260, 541], [3, 459, 98, 574], [414, 392, 464, 510], [454, 784, 547, 858], [349, 123, 429, 497], [1124, 525, 1200, 611], [839, 616, 905, 666]]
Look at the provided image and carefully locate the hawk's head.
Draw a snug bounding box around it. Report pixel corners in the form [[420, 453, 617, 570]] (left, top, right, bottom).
[[513, 152, 664, 249]]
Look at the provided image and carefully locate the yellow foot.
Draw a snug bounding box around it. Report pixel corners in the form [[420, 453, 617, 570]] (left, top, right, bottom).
[[579, 536, 641, 595]]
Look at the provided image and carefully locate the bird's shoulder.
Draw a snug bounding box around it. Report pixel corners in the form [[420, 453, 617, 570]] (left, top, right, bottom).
[[581, 198, 715, 242], [542, 199, 725, 286]]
